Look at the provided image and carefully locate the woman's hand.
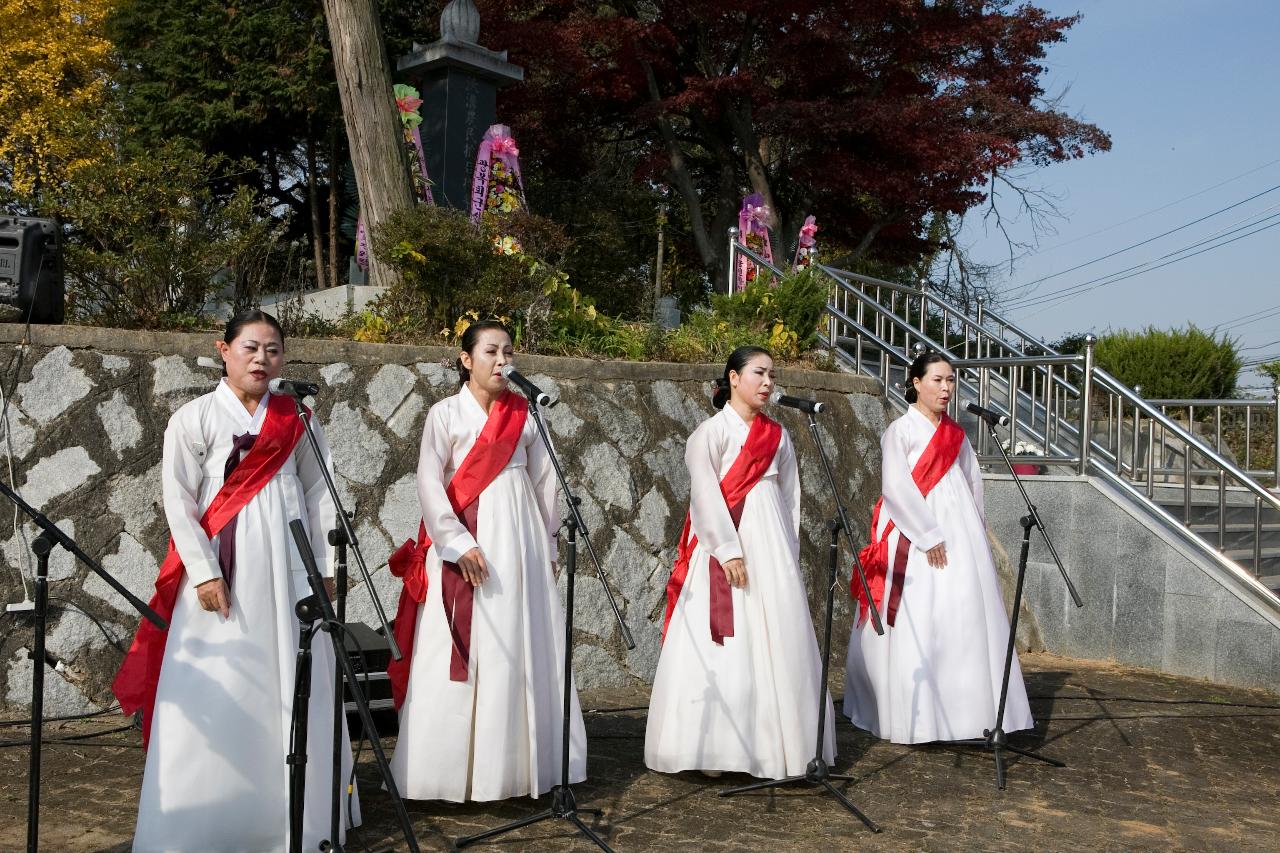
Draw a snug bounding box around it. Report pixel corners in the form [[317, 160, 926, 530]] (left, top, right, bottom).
[[196, 577, 231, 618], [925, 543, 948, 569], [457, 547, 489, 586], [721, 557, 748, 589]]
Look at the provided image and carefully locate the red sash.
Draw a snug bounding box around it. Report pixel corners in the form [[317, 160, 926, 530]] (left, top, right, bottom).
[[386, 390, 528, 708], [854, 412, 964, 627], [113, 393, 307, 746], [662, 413, 782, 645]]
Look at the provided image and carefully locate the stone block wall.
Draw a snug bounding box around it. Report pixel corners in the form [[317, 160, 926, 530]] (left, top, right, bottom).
[[984, 474, 1280, 691], [0, 324, 888, 715]]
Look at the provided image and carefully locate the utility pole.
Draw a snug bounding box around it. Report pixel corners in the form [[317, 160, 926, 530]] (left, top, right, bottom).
[[652, 203, 668, 323]]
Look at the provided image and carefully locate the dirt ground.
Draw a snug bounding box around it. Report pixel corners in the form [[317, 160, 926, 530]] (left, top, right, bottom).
[[2, 652, 1278, 852]]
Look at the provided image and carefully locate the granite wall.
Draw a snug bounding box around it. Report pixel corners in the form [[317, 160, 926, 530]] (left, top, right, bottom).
[[0, 324, 891, 715], [984, 474, 1280, 691]]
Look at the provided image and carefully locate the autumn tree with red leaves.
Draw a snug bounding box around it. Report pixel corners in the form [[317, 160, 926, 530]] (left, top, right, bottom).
[[477, 0, 1109, 296]]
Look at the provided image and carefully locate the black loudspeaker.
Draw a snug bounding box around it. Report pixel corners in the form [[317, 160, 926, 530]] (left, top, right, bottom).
[[0, 216, 64, 324], [341, 621, 397, 737]]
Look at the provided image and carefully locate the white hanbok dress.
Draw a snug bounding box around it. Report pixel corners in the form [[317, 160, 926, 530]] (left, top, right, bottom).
[[843, 405, 1033, 744], [645, 406, 835, 779], [389, 385, 586, 801], [134, 380, 360, 853]]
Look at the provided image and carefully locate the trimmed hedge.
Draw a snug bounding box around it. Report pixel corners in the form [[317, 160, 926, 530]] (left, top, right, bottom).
[[1094, 326, 1240, 399]]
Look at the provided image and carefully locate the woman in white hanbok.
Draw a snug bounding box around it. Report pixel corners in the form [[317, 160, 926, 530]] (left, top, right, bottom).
[[844, 351, 1033, 744], [646, 346, 834, 779], [125, 310, 359, 853], [389, 320, 586, 801]]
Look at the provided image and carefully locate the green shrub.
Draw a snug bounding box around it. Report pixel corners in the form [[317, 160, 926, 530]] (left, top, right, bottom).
[[52, 140, 282, 327], [1094, 326, 1240, 399], [705, 267, 830, 357], [359, 205, 833, 365], [655, 308, 773, 363], [374, 204, 606, 350], [372, 205, 512, 341]]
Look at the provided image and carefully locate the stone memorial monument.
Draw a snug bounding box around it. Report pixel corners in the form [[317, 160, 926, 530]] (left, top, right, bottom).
[[397, 0, 524, 210]]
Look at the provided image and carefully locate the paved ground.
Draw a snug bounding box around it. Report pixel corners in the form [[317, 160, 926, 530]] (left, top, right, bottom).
[[2, 653, 1278, 852]]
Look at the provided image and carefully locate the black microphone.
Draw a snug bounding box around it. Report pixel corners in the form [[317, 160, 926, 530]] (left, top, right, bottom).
[[500, 365, 552, 407], [966, 401, 1010, 427], [770, 389, 825, 415], [268, 377, 321, 398]]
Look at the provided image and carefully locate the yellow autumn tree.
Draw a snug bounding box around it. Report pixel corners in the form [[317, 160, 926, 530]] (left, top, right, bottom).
[[0, 0, 117, 200]]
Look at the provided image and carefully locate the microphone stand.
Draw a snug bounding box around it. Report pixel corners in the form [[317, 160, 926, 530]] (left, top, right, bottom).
[[288, 395, 401, 660], [951, 415, 1083, 789], [0, 479, 165, 853], [456, 390, 633, 852], [327, 512, 351, 851], [286, 520, 420, 853], [719, 410, 883, 833], [280, 393, 419, 852]]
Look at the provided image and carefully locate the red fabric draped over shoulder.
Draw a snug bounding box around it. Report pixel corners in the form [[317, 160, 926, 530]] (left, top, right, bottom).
[[113, 393, 307, 746], [854, 413, 964, 627], [662, 413, 782, 645], [386, 390, 528, 709]]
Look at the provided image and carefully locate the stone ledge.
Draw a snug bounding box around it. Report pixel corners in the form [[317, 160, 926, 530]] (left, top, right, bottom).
[[0, 323, 883, 395]]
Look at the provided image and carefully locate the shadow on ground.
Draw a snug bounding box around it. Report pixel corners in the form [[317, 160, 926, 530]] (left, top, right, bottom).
[[3, 653, 1277, 852]]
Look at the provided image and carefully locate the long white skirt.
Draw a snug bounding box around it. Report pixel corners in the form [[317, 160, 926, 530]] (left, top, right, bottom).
[[389, 467, 586, 801], [134, 477, 360, 853], [843, 472, 1034, 744], [645, 481, 834, 779]]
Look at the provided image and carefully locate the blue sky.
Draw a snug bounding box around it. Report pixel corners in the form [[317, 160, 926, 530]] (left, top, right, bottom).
[[960, 1, 1280, 391]]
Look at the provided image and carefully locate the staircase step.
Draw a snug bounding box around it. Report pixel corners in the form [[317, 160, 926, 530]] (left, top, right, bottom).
[[1220, 546, 1280, 572], [1155, 500, 1280, 527], [1186, 524, 1280, 552], [1188, 522, 1280, 533]]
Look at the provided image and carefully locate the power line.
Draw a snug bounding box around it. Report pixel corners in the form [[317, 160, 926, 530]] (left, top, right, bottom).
[[1024, 156, 1280, 258], [1013, 218, 1280, 318], [1158, 205, 1280, 258], [1226, 305, 1280, 333], [1210, 299, 1280, 330], [1005, 203, 1280, 309], [1000, 182, 1280, 300], [1241, 336, 1280, 353], [1006, 207, 1280, 312]]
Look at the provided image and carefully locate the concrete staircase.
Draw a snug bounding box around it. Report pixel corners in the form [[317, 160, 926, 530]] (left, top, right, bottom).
[[725, 238, 1280, 688]]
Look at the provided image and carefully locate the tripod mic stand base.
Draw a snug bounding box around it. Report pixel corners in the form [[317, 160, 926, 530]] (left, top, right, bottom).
[[952, 727, 1066, 790], [719, 758, 881, 833], [454, 785, 613, 852]]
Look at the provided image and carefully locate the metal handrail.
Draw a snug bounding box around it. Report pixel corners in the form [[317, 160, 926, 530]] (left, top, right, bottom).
[[951, 355, 1082, 369], [1092, 369, 1280, 512], [726, 231, 787, 291], [820, 264, 1027, 358], [1142, 391, 1280, 484], [728, 227, 1277, 491], [819, 264, 1057, 360], [976, 297, 1063, 356], [818, 259, 1089, 456], [772, 228, 1280, 595], [1147, 397, 1275, 407]]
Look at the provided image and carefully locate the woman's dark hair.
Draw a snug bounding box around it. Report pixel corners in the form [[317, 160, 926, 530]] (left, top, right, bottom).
[[221, 309, 284, 375], [456, 319, 513, 386], [712, 345, 772, 409], [224, 308, 284, 345], [904, 350, 953, 404]]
